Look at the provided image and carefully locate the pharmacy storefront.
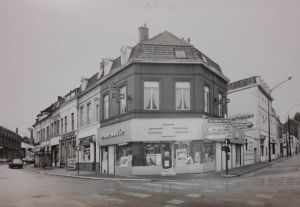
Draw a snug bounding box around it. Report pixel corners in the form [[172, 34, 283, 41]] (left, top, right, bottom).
[[97, 118, 217, 176]]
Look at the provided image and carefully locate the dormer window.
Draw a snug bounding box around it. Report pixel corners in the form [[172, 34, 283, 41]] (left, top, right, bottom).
[[120, 46, 132, 65], [174, 49, 186, 59], [102, 58, 113, 76]]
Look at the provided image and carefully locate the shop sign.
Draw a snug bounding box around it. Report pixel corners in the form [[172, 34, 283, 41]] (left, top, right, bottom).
[[278, 138, 285, 143], [230, 113, 255, 130], [101, 129, 125, 140], [67, 158, 76, 170], [79, 136, 94, 145], [62, 131, 75, 140], [205, 118, 233, 140]]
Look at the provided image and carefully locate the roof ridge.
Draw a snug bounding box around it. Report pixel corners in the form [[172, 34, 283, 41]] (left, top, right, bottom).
[[139, 30, 191, 46]]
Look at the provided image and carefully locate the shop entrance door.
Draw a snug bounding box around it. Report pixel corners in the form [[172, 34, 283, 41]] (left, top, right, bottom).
[[101, 147, 108, 174], [162, 143, 172, 169]]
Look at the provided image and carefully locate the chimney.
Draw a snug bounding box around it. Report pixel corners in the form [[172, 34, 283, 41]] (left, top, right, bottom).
[[139, 24, 149, 43], [16, 128, 18, 134]]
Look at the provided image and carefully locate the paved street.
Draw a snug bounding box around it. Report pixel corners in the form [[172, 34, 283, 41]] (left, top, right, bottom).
[[1, 156, 300, 207]]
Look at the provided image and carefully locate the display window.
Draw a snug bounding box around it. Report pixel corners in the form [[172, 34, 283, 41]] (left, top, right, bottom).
[[116, 145, 132, 167], [144, 143, 162, 166], [82, 145, 91, 162], [175, 141, 216, 166]]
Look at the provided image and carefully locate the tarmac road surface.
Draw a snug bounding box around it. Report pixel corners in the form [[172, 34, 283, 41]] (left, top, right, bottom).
[[1, 156, 300, 207]]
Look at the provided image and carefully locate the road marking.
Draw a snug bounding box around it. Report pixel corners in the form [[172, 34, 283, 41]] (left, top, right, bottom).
[[164, 181, 199, 186], [255, 194, 273, 199], [214, 185, 224, 189], [107, 189, 115, 192], [248, 200, 265, 207], [164, 205, 177, 207], [186, 193, 202, 198], [263, 189, 278, 193], [202, 189, 216, 193], [120, 191, 152, 198], [166, 199, 184, 205], [145, 183, 186, 190], [127, 185, 162, 193]]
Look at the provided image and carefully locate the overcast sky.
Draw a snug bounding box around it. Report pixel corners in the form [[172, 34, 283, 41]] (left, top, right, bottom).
[[1, 0, 299, 137]]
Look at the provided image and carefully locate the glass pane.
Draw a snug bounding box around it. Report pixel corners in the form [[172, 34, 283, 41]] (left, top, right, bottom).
[[144, 88, 151, 109], [176, 88, 181, 109], [152, 87, 159, 110], [120, 86, 126, 114], [145, 81, 158, 88], [183, 88, 190, 109]]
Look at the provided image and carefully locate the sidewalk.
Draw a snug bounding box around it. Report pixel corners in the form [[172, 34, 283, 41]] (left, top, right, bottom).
[[25, 156, 292, 181]]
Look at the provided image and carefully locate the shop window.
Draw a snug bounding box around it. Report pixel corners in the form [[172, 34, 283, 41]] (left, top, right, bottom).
[[144, 81, 159, 110], [174, 142, 191, 166], [82, 145, 90, 162], [174, 141, 216, 166], [144, 143, 162, 166], [116, 145, 133, 167], [176, 82, 190, 110]]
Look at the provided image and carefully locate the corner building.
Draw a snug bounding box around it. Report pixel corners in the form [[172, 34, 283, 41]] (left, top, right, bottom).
[[97, 26, 229, 175]]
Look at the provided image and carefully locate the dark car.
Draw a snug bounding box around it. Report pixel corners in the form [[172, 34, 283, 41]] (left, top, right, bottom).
[[8, 158, 23, 169]]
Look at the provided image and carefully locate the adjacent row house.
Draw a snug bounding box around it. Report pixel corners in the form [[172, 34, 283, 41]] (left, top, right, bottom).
[[228, 76, 285, 165]]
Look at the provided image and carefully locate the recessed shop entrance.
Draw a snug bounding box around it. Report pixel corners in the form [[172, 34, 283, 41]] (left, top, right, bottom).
[[100, 146, 115, 174]]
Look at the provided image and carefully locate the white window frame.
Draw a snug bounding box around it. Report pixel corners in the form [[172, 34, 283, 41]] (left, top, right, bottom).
[[87, 103, 92, 125], [204, 86, 210, 113], [218, 93, 223, 117], [144, 81, 159, 110], [120, 85, 127, 114], [80, 106, 84, 127], [104, 95, 109, 119], [175, 82, 190, 110]]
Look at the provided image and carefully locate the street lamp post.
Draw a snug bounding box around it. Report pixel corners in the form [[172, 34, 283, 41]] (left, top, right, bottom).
[[75, 146, 81, 175], [268, 76, 292, 162]]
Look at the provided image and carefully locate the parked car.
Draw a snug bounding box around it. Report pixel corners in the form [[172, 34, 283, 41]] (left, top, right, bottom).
[[8, 158, 23, 169], [23, 157, 34, 164]]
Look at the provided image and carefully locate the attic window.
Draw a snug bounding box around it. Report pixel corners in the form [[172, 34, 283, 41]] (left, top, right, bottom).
[[174, 50, 186, 59]]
